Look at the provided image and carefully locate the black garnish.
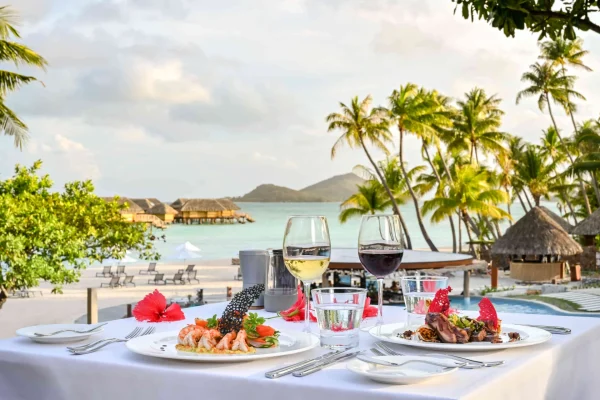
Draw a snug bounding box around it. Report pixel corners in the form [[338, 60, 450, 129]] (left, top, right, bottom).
[[219, 284, 264, 335]]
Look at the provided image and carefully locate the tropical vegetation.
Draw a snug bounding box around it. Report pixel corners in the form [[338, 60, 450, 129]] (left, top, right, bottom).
[[0, 6, 46, 149], [329, 37, 599, 254]]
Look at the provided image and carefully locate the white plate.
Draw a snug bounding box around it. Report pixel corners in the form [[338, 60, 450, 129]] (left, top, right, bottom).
[[16, 324, 105, 344], [347, 356, 458, 385], [126, 330, 320, 362], [369, 323, 552, 351]]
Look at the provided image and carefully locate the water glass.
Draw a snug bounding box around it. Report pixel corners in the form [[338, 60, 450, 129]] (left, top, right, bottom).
[[400, 276, 448, 327], [311, 288, 367, 349]]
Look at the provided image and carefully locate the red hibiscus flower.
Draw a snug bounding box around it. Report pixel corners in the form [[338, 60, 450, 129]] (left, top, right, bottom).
[[279, 285, 306, 322], [133, 290, 185, 322]]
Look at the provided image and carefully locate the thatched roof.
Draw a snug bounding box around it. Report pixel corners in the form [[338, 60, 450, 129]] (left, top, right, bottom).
[[217, 198, 241, 210], [180, 199, 227, 212], [132, 198, 155, 211], [572, 208, 600, 236], [147, 203, 178, 215], [170, 198, 188, 211], [102, 197, 145, 214], [492, 207, 582, 256], [539, 206, 574, 233]]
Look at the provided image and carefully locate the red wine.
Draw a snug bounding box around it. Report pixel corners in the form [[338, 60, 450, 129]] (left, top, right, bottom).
[[358, 249, 404, 278]]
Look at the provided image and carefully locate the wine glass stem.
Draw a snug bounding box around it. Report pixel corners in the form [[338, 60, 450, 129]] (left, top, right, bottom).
[[377, 278, 384, 327], [303, 282, 311, 333]]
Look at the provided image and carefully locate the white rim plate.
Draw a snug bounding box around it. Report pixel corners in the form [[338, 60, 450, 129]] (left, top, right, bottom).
[[16, 324, 105, 344], [347, 356, 458, 384], [369, 323, 552, 351], [126, 330, 320, 362]]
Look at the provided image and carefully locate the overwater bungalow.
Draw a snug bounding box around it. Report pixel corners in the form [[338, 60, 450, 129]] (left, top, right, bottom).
[[571, 208, 600, 270], [492, 207, 582, 282], [147, 203, 178, 223], [131, 198, 161, 212], [176, 198, 251, 224], [102, 197, 144, 222], [170, 198, 189, 212]]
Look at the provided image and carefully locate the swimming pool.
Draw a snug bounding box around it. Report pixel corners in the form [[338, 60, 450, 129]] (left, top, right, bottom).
[[450, 296, 600, 318]]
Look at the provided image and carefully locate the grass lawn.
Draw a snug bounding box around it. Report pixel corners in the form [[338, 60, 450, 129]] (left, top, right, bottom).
[[510, 295, 585, 313]]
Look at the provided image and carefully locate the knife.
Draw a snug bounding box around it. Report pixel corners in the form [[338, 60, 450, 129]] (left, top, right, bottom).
[[292, 350, 362, 377], [265, 350, 346, 379]]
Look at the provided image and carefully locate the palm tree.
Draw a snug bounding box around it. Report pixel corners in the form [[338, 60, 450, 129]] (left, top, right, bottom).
[[422, 164, 510, 255], [0, 6, 47, 149], [516, 61, 592, 214], [447, 88, 507, 164], [514, 146, 556, 206], [339, 180, 389, 223], [383, 83, 444, 251], [327, 95, 412, 248], [573, 119, 600, 205]]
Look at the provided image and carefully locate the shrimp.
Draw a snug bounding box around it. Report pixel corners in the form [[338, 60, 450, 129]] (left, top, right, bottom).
[[177, 325, 206, 347], [216, 331, 237, 350], [231, 329, 249, 352], [199, 329, 221, 350]]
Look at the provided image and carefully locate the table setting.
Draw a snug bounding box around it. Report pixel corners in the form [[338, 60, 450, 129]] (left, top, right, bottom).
[[1, 214, 600, 400]]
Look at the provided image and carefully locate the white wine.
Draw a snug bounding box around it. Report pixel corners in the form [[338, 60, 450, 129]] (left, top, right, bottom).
[[284, 256, 330, 282]]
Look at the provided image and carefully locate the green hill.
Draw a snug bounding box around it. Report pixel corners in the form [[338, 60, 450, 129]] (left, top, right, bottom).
[[234, 173, 364, 202], [300, 173, 364, 201]]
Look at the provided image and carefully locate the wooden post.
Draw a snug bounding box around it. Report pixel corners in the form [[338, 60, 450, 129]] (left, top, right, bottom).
[[126, 304, 133, 318], [491, 265, 498, 289], [463, 270, 470, 299], [226, 286, 232, 299], [87, 288, 98, 324]]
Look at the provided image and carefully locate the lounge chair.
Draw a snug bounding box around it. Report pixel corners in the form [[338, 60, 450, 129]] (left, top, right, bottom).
[[96, 266, 112, 277], [148, 273, 166, 285], [187, 270, 199, 284], [139, 262, 158, 275], [165, 272, 186, 285], [185, 265, 195, 273], [234, 267, 242, 280], [115, 265, 126, 276], [122, 275, 136, 287], [100, 276, 121, 288]]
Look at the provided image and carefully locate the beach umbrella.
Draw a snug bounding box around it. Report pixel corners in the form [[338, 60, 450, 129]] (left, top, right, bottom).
[[175, 241, 201, 252], [171, 248, 202, 269]]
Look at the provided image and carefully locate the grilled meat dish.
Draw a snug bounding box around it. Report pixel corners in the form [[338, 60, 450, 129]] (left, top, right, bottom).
[[425, 313, 470, 344], [470, 329, 487, 342], [508, 332, 520, 342]]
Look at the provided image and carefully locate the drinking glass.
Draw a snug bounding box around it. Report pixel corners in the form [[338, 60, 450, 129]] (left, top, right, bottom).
[[283, 216, 331, 333], [401, 275, 448, 327], [358, 215, 404, 332], [312, 288, 367, 349]]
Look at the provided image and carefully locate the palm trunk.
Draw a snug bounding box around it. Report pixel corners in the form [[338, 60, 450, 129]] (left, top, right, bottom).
[[591, 175, 600, 207], [399, 128, 437, 251], [469, 144, 474, 164], [458, 214, 463, 253], [359, 136, 412, 249], [545, 92, 592, 215], [462, 211, 476, 257], [494, 220, 502, 237], [563, 191, 578, 225], [474, 146, 480, 165], [504, 187, 513, 225], [423, 145, 456, 252], [517, 191, 528, 213], [523, 190, 534, 209], [0, 286, 8, 311]]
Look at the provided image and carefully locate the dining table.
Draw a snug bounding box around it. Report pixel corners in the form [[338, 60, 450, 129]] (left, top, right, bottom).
[[1, 302, 600, 400]]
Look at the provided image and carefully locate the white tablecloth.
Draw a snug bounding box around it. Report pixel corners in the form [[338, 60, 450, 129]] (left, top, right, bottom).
[[1, 303, 600, 400]]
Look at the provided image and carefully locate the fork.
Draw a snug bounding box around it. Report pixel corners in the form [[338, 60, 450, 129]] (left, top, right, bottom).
[[376, 342, 504, 368], [67, 327, 142, 351], [69, 327, 155, 355], [34, 323, 108, 337]]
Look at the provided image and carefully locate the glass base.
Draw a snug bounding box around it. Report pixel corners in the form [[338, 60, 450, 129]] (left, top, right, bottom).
[[319, 332, 359, 349], [405, 312, 426, 329]]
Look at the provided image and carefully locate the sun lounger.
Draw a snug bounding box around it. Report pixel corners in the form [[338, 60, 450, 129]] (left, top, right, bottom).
[[122, 275, 136, 287], [100, 276, 121, 288], [185, 265, 195, 273], [165, 272, 186, 285], [187, 270, 199, 284], [148, 273, 166, 285], [139, 262, 158, 275], [115, 265, 126, 276], [96, 266, 112, 277]]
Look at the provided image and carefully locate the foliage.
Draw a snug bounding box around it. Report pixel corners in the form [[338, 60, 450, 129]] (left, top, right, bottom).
[[0, 6, 47, 149], [451, 0, 600, 40], [480, 285, 515, 296], [0, 162, 161, 307]]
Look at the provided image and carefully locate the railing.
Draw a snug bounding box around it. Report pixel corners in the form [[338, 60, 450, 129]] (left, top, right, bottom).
[[133, 214, 166, 228]]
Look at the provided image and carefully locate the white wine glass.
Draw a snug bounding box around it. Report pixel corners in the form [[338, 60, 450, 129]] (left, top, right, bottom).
[[283, 216, 331, 333], [358, 215, 404, 333]]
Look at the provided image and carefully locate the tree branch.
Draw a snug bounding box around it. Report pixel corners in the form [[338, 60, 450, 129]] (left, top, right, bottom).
[[523, 7, 600, 34]]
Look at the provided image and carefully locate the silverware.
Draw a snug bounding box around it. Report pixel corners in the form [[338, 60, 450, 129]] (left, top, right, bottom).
[[34, 323, 107, 337], [293, 350, 362, 377], [376, 342, 504, 368], [67, 327, 142, 351], [522, 324, 571, 334], [356, 354, 464, 369], [69, 327, 155, 355], [265, 349, 346, 379]]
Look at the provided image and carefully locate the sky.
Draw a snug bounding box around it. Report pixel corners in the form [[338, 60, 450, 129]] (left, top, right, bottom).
[[1, 0, 599, 201]]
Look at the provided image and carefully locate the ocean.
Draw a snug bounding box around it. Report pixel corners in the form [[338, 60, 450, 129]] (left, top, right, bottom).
[[148, 201, 560, 261]]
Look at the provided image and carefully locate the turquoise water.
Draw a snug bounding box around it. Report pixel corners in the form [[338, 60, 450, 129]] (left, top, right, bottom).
[[450, 296, 600, 318], [149, 201, 560, 261]]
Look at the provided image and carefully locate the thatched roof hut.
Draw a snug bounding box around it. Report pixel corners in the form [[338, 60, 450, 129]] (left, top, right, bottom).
[[539, 206, 574, 233], [170, 198, 189, 211], [180, 199, 227, 212], [132, 198, 156, 211], [492, 207, 582, 256], [101, 197, 145, 214], [148, 203, 178, 215], [217, 198, 241, 210], [572, 208, 600, 236]]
